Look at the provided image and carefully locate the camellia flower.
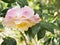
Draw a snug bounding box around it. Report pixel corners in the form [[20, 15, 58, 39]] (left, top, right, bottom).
[[2, 6, 40, 31]]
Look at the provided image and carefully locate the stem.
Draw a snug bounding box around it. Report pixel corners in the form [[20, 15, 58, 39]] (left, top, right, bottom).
[[32, 35, 37, 45], [20, 31, 30, 45]]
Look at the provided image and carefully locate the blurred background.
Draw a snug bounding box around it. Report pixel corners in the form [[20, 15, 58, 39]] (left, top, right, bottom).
[[0, 0, 60, 45]]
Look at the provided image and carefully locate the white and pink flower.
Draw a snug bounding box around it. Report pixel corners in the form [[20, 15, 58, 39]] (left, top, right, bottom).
[[2, 6, 40, 31]]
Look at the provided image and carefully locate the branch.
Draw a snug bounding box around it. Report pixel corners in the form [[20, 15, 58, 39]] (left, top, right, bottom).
[[20, 31, 30, 45]]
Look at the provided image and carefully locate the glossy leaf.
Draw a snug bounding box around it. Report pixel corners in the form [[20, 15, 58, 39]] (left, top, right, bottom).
[[39, 21, 57, 34], [25, 23, 41, 39], [37, 28, 46, 40], [1, 37, 17, 45]]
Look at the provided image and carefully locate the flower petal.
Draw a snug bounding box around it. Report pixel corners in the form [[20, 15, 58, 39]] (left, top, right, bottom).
[[20, 6, 34, 17], [5, 6, 21, 19], [30, 13, 40, 23]]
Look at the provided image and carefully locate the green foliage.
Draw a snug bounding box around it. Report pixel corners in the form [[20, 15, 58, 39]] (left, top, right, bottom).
[[0, 22, 3, 29], [39, 21, 55, 34], [44, 38, 51, 45], [55, 0, 60, 9], [2, 0, 16, 3], [56, 20, 60, 28], [25, 23, 41, 39], [0, 22, 4, 32], [16, 0, 28, 7], [1, 8, 8, 17], [0, 0, 60, 45], [44, 35, 59, 45], [37, 28, 46, 40], [1, 37, 17, 45]]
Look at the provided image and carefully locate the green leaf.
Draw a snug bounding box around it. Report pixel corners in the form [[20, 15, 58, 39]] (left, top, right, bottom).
[[0, 8, 8, 17], [17, 0, 28, 7], [25, 23, 41, 39], [35, 9, 43, 18], [56, 20, 60, 28], [0, 22, 4, 29], [39, 21, 57, 34], [52, 38, 57, 45], [0, 22, 4, 32], [55, 0, 60, 9], [1, 37, 17, 45], [37, 28, 46, 40], [44, 38, 51, 45], [2, 0, 16, 3], [0, 2, 3, 10]]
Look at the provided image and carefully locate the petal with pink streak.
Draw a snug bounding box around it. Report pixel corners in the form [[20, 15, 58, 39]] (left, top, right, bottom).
[[20, 6, 34, 17], [5, 6, 21, 19], [30, 13, 40, 23]]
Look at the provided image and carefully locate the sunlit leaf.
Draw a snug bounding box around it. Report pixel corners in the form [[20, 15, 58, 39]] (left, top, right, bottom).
[[44, 38, 51, 45]]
